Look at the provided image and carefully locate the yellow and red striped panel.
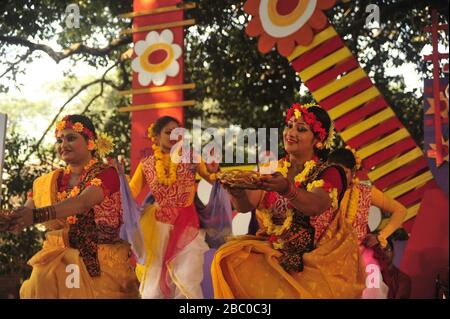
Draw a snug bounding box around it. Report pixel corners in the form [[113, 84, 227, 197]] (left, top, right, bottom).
[[288, 25, 435, 223], [120, 0, 196, 174]]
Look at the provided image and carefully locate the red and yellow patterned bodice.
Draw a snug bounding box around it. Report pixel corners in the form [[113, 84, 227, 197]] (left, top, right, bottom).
[[54, 167, 123, 243], [351, 183, 372, 244], [141, 155, 197, 224]]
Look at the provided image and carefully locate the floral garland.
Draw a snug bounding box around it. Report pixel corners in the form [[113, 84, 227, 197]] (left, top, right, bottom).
[[55, 158, 105, 225], [285, 103, 336, 150], [55, 115, 114, 158], [152, 143, 178, 186], [261, 158, 340, 250], [57, 158, 102, 200], [259, 158, 317, 249], [342, 177, 360, 224], [306, 179, 339, 211], [259, 191, 292, 250]]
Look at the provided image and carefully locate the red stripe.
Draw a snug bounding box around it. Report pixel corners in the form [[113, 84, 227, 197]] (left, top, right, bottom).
[[424, 24, 449, 32], [347, 117, 402, 149], [395, 180, 438, 207], [334, 96, 388, 131], [320, 77, 373, 111], [361, 138, 417, 169], [373, 158, 429, 191], [305, 57, 359, 92], [291, 36, 344, 72], [425, 118, 449, 125], [424, 82, 447, 93]]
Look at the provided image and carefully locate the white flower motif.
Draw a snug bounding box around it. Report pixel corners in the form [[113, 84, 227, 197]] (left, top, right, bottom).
[[132, 29, 182, 86]]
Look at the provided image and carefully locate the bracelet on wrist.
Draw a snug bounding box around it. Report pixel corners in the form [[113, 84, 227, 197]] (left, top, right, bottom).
[[32, 206, 56, 224]]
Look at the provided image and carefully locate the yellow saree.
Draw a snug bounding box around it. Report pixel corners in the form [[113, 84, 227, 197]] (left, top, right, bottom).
[[211, 207, 366, 299], [20, 170, 139, 299]]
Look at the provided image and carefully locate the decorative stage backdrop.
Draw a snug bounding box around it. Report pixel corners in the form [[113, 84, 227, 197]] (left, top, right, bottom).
[[118, 0, 449, 298], [424, 77, 449, 195], [118, 0, 196, 202], [242, 0, 441, 234]]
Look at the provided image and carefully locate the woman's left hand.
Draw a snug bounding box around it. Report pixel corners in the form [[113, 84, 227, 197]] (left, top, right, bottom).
[[9, 207, 33, 234], [363, 233, 380, 248], [257, 172, 289, 193]]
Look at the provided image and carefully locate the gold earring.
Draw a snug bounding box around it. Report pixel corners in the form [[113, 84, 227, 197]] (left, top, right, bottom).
[[315, 142, 323, 149]]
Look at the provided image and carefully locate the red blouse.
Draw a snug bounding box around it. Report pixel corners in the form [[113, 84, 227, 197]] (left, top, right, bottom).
[[310, 166, 344, 244], [55, 166, 123, 242]]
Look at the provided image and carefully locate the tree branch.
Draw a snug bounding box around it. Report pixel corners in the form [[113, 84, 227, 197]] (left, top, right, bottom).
[[81, 62, 120, 115], [0, 50, 32, 79], [0, 35, 132, 63], [18, 62, 119, 169]]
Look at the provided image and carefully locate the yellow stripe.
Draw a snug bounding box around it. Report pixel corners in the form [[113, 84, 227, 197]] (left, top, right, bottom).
[[385, 171, 433, 199], [313, 68, 367, 102], [328, 86, 379, 120], [405, 202, 421, 221], [340, 108, 395, 141], [367, 147, 424, 181], [358, 128, 410, 159], [119, 3, 196, 19], [118, 83, 196, 96], [118, 100, 195, 112], [298, 47, 352, 82], [120, 19, 196, 35], [288, 26, 337, 61]]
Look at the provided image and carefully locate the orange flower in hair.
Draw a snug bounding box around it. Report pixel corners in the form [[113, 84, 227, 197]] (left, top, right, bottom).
[[72, 122, 84, 133], [87, 140, 96, 151], [56, 120, 66, 132]]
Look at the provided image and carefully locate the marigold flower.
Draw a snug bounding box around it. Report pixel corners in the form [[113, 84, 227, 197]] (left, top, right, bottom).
[[90, 178, 102, 187], [66, 216, 78, 224], [70, 186, 80, 197], [56, 120, 66, 132], [72, 122, 84, 133]]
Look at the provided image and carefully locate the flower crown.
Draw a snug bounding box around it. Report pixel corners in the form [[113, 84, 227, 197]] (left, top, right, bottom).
[[285, 103, 336, 150], [147, 123, 156, 142], [345, 145, 362, 170], [55, 115, 114, 158]]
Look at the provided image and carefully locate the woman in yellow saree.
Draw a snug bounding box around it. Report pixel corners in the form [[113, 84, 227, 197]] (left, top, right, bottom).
[[9, 114, 139, 299], [212, 104, 366, 299]]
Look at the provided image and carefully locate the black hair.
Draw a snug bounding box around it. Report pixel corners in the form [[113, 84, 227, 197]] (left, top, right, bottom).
[[65, 114, 97, 140], [328, 148, 357, 170], [307, 106, 332, 161], [152, 116, 180, 136]]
